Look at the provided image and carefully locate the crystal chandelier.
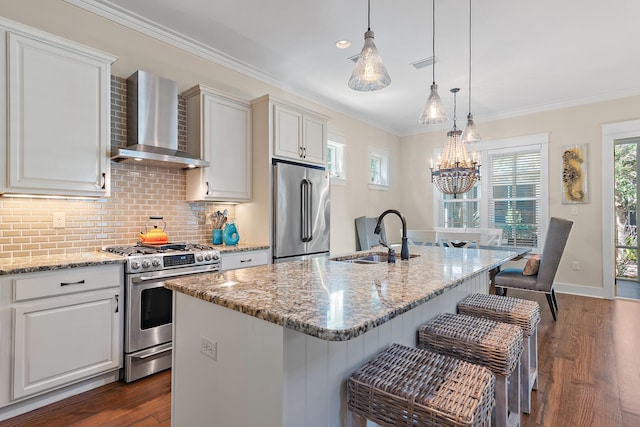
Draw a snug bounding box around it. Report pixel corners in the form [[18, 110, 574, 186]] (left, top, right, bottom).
[[431, 88, 481, 197], [348, 0, 391, 91]]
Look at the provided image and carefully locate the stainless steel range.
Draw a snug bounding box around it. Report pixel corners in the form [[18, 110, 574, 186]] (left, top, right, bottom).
[[103, 243, 220, 382]]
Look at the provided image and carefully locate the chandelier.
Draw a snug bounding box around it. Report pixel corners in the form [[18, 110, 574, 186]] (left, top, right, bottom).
[[430, 88, 481, 198]]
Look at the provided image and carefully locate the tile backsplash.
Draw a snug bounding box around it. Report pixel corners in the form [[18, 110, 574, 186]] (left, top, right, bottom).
[[0, 76, 233, 259]]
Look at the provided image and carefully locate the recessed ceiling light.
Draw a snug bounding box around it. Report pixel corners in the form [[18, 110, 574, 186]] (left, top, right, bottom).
[[336, 40, 351, 49]]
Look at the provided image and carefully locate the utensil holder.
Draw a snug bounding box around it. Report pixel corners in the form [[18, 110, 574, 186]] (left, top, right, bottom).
[[212, 229, 223, 245]]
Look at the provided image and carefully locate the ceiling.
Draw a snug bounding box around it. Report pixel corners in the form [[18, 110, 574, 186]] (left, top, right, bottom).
[[73, 0, 640, 136]]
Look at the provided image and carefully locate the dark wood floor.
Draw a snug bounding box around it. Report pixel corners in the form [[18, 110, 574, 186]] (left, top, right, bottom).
[[4, 291, 640, 427]]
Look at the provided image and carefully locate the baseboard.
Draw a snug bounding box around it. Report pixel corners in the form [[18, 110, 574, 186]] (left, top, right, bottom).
[[0, 370, 121, 422], [554, 282, 611, 299]]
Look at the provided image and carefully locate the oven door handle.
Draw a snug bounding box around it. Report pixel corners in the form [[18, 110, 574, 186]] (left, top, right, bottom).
[[131, 342, 172, 360], [131, 267, 218, 283]]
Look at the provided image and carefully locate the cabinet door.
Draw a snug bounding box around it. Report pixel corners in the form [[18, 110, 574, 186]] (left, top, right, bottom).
[[12, 288, 120, 400], [203, 94, 251, 201], [273, 104, 303, 160], [4, 31, 112, 196], [302, 115, 327, 165]]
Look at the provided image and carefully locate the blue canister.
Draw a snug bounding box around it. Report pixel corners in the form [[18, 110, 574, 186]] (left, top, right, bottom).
[[223, 222, 239, 246], [212, 229, 223, 245]]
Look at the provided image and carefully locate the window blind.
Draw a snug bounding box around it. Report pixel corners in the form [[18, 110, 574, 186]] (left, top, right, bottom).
[[487, 149, 542, 247]]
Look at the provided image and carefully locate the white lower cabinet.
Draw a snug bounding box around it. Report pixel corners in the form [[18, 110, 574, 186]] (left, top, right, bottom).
[[0, 264, 123, 409], [13, 288, 120, 399], [220, 250, 269, 271]]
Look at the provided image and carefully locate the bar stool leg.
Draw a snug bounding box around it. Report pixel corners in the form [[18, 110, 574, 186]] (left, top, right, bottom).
[[531, 329, 539, 391], [351, 412, 366, 427], [495, 376, 508, 427], [508, 361, 521, 427], [521, 336, 532, 414]]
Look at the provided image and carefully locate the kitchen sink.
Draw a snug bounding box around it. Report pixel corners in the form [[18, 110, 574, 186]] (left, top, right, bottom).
[[331, 252, 421, 264]]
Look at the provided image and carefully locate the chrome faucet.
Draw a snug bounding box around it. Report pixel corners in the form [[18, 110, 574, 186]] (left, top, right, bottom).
[[374, 209, 409, 261]]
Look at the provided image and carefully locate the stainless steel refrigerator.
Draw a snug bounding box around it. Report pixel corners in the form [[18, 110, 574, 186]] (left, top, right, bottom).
[[273, 160, 330, 262]]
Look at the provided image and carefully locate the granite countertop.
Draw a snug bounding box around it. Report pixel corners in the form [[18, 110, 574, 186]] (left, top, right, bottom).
[[0, 251, 125, 275], [165, 246, 518, 341], [216, 243, 270, 254]]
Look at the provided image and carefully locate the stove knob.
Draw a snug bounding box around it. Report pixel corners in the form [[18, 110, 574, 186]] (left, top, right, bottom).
[[131, 261, 141, 270], [196, 254, 204, 262], [205, 253, 212, 261], [212, 253, 220, 260], [152, 259, 161, 267], [142, 260, 151, 269]]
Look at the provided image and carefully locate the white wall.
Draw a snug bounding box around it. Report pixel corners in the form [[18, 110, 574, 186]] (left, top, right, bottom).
[[0, 0, 401, 256], [400, 95, 640, 296]]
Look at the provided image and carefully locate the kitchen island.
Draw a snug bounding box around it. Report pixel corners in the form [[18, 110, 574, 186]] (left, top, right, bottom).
[[165, 246, 519, 427]]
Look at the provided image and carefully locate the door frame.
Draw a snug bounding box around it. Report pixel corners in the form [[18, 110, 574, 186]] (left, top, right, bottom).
[[602, 119, 640, 299]]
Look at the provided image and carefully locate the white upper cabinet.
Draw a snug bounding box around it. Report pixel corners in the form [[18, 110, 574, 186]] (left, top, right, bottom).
[[302, 114, 328, 165], [0, 17, 116, 197], [273, 100, 328, 166], [184, 85, 251, 202]]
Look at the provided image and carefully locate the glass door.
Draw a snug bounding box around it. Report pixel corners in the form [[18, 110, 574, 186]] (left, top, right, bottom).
[[614, 138, 640, 298]]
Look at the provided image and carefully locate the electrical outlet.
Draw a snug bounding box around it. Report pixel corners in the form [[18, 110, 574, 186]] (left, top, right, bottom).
[[200, 337, 217, 360], [572, 261, 580, 271], [53, 212, 66, 229], [571, 206, 579, 216]]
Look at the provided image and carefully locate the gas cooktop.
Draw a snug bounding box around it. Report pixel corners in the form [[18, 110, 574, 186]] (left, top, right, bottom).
[[103, 243, 218, 257], [103, 243, 220, 273]]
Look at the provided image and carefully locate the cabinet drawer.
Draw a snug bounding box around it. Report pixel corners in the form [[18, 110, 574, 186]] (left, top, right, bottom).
[[13, 265, 122, 301], [221, 251, 268, 271]]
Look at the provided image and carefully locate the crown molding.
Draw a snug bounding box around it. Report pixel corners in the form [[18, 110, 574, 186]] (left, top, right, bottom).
[[63, 0, 401, 137]]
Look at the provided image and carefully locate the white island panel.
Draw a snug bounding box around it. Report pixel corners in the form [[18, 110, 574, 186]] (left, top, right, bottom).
[[172, 270, 489, 427]]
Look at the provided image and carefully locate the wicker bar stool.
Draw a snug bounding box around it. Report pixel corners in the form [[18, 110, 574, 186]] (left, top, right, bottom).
[[457, 293, 541, 414], [348, 343, 495, 427], [418, 313, 523, 427]]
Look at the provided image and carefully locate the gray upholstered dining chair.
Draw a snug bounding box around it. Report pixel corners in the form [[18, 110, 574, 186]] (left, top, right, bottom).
[[494, 217, 573, 321]]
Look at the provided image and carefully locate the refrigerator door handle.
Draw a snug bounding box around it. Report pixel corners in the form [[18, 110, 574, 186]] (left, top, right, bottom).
[[306, 180, 313, 242], [300, 179, 308, 242]]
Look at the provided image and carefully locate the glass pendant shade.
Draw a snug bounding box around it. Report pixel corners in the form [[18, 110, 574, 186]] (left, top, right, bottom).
[[460, 113, 482, 144], [419, 83, 448, 124], [348, 30, 391, 91]]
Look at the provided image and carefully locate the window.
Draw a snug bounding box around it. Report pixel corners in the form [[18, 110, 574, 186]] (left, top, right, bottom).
[[434, 134, 548, 250], [439, 186, 480, 228], [327, 133, 346, 183], [327, 141, 345, 179], [488, 148, 542, 247], [368, 147, 389, 189]]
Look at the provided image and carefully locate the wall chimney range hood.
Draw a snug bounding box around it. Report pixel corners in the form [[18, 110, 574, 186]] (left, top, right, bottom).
[[111, 70, 209, 169]]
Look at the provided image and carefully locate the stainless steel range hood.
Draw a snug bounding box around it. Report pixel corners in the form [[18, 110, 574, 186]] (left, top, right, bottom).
[[111, 70, 209, 169]]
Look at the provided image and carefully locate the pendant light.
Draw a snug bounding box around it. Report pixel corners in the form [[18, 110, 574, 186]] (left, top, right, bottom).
[[348, 0, 391, 91], [418, 0, 447, 124], [460, 0, 482, 143], [431, 88, 481, 197]]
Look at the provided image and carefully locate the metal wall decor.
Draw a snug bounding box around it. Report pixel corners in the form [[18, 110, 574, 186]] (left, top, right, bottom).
[[561, 144, 588, 204]]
